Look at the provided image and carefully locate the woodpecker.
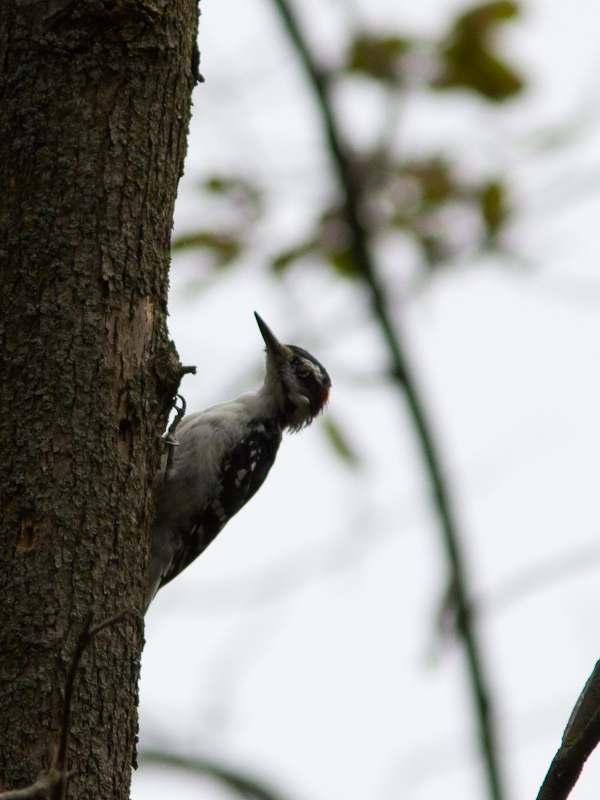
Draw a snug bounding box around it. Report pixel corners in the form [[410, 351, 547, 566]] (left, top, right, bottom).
[[145, 312, 331, 609]]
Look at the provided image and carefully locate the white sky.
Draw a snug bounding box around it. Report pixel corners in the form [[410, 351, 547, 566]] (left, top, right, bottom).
[[132, 1, 600, 799]]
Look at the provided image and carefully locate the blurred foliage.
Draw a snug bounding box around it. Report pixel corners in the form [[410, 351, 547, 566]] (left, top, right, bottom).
[[345, 34, 410, 83], [272, 156, 511, 276], [433, 0, 523, 100], [172, 0, 522, 462], [172, 230, 243, 268], [321, 415, 361, 467], [481, 180, 509, 241], [139, 750, 287, 800], [176, 0, 520, 284], [154, 3, 600, 796], [344, 1, 523, 102], [273, 206, 357, 277], [172, 176, 262, 271]]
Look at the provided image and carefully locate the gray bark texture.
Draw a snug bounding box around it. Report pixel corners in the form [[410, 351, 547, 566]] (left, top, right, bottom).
[[0, 1, 198, 797]]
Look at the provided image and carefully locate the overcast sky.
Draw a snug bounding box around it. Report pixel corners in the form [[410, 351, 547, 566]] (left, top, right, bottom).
[[132, 1, 600, 799]]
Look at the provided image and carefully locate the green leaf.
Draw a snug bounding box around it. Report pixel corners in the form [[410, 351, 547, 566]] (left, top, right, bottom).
[[203, 176, 231, 193], [346, 34, 410, 83], [328, 247, 358, 278], [437, 43, 523, 101], [402, 159, 455, 204], [313, 207, 359, 278], [418, 233, 447, 268], [480, 180, 509, 237], [455, 0, 519, 32], [322, 415, 361, 467], [271, 242, 315, 274], [433, 1, 524, 101], [201, 175, 263, 219], [171, 231, 242, 269]]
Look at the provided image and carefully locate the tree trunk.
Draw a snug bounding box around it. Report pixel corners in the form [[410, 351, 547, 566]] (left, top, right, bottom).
[[0, 2, 198, 797]]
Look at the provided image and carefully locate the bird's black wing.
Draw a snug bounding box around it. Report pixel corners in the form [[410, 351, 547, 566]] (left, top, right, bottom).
[[159, 419, 282, 589]]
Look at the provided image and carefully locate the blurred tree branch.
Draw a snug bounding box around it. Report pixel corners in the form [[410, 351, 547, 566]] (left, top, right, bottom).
[[139, 750, 291, 800], [270, 1, 505, 799]]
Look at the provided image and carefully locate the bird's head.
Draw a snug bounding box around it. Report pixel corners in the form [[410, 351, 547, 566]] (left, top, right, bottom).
[[255, 312, 331, 431]]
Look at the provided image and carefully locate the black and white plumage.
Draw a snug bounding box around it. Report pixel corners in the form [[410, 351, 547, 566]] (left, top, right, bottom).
[[145, 312, 331, 609]]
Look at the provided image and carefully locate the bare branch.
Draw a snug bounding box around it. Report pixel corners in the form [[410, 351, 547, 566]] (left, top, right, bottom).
[[537, 661, 600, 800], [269, 2, 505, 799], [139, 750, 290, 800]]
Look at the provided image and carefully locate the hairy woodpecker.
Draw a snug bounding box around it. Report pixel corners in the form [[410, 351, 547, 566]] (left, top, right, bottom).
[[145, 312, 331, 609]]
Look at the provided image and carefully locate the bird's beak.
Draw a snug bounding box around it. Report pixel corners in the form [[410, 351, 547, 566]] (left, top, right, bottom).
[[254, 312, 288, 359]]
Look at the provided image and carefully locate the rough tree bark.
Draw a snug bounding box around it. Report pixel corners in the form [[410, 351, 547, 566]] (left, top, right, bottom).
[[0, 1, 198, 797]]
